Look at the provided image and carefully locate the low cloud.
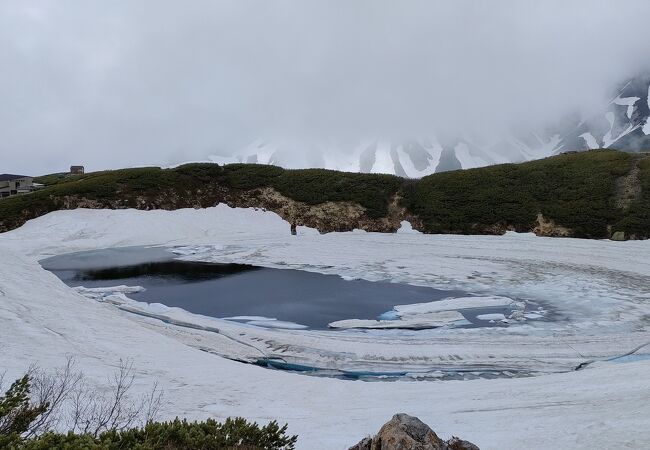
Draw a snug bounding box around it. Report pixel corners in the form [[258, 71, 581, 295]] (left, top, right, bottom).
[[1, 0, 650, 174]]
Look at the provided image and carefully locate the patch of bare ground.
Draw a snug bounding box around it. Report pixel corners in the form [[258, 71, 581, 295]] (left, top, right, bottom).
[[225, 187, 418, 233], [533, 213, 573, 237]]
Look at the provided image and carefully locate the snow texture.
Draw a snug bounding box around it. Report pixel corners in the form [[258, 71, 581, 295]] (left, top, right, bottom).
[[613, 96, 640, 120], [1, 206, 650, 449]]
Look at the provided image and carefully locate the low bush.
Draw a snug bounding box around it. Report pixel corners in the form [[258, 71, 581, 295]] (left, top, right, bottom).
[[0, 364, 297, 450], [17, 418, 297, 450]]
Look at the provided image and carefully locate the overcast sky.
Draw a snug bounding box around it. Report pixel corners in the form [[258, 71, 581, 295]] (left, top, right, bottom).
[[2, 0, 650, 175]]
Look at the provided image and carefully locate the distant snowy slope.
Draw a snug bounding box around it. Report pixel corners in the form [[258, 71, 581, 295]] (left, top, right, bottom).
[[207, 75, 650, 176]]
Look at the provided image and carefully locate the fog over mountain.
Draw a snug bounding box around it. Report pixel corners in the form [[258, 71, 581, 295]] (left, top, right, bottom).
[[2, 1, 650, 175]]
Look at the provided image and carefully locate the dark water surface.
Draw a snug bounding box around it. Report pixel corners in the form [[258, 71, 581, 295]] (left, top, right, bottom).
[[41, 246, 472, 329]]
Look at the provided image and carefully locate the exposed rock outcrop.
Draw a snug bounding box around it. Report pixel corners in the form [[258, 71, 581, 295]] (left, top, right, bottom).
[[349, 414, 479, 450], [532, 213, 573, 237], [446, 437, 480, 450], [222, 187, 422, 233]]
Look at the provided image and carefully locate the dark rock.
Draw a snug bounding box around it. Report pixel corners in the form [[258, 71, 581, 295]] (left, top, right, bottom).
[[446, 437, 480, 450], [349, 414, 479, 450], [352, 437, 373, 450]]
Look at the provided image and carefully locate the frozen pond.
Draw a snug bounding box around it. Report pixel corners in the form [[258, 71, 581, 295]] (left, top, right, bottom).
[[40, 246, 537, 331]]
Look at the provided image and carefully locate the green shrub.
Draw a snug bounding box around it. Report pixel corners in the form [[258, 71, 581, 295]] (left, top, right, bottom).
[[220, 164, 284, 190], [402, 150, 635, 237], [0, 376, 48, 449], [1, 374, 297, 450], [18, 418, 297, 450], [273, 169, 401, 218], [0, 162, 402, 229], [32, 173, 69, 186]]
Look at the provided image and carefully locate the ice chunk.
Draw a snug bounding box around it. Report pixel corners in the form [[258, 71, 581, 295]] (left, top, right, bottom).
[[524, 313, 544, 319], [141, 303, 172, 314], [329, 310, 465, 330], [246, 320, 308, 330], [340, 275, 361, 281], [223, 316, 308, 329], [74, 285, 145, 294], [476, 313, 506, 321], [508, 310, 525, 321], [377, 310, 400, 320], [170, 245, 221, 256], [394, 296, 515, 316], [223, 315, 277, 321], [334, 296, 515, 329]]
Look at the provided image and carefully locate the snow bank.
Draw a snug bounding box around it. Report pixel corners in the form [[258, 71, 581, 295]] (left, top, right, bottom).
[[396, 221, 421, 234]]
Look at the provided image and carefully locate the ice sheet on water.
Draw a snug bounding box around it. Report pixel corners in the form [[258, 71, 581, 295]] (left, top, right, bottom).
[[377, 310, 400, 320], [246, 320, 308, 330], [9, 207, 650, 387], [170, 245, 224, 256], [340, 275, 361, 281], [524, 313, 544, 319], [332, 295, 522, 330], [140, 302, 172, 314], [74, 285, 145, 294], [223, 315, 276, 321], [477, 313, 507, 321], [222, 315, 308, 329], [329, 310, 465, 330], [394, 296, 516, 316], [609, 354, 650, 363]]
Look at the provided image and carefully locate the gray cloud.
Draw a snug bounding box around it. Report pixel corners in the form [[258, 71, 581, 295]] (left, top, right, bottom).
[[1, 0, 650, 174]]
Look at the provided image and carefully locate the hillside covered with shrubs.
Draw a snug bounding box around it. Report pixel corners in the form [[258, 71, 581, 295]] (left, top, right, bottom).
[[1, 149, 649, 239]]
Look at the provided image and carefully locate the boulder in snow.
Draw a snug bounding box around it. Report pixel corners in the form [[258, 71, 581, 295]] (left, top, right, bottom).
[[348, 413, 479, 450]]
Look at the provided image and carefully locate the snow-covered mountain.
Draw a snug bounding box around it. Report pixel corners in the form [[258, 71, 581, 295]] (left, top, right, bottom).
[[558, 74, 650, 153], [209, 75, 650, 177]]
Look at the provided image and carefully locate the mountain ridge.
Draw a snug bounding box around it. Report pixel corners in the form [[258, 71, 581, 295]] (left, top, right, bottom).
[[2, 149, 648, 240], [207, 76, 650, 177]]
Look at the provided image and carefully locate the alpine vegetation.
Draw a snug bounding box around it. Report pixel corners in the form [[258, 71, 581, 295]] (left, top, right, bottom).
[[0, 359, 296, 450], [2, 150, 649, 239]]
